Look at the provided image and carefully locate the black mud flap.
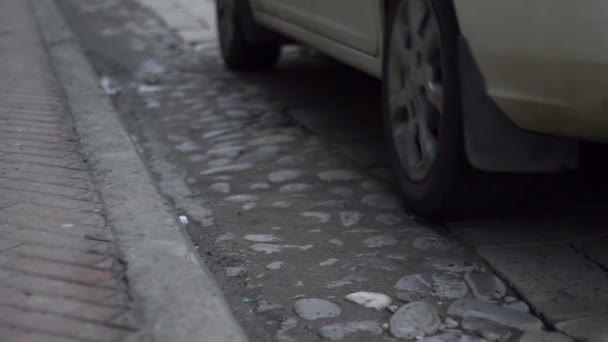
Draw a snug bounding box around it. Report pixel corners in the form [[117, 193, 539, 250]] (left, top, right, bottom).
[[458, 38, 579, 173]]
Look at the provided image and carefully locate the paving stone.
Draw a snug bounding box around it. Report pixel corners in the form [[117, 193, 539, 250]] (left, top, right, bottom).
[[200, 163, 253, 175], [268, 170, 303, 183], [225, 266, 246, 277], [413, 236, 458, 251], [361, 194, 400, 210], [423, 257, 476, 273], [503, 300, 530, 313], [225, 194, 260, 203], [519, 330, 574, 342], [479, 245, 608, 321], [363, 235, 397, 248], [462, 316, 512, 341], [448, 298, 543, 331], [345, 292, 391, 310], [339, 211, 362, 227], [465, 272, 506, 302], [555, 315, 608, 342], [318, 169, 363, 182], [279, 183, 312, 193], [375, 213, 402, 226], [318, 321, 383, 341], [210, 182, 230, 193], [395, 274, 432, 296], [431, 273, 468, 299], [389, 301, 440, 339], [326, 275, 368, 288], [256, 300, 283, 313], [417, 332, 485, 342], [293, 298, 341, 320], [244, 234, 281, 243]]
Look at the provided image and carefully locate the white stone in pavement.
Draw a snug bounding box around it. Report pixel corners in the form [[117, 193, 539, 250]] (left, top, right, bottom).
[[293, 298, 341, 320], [363, 235, 398, 248], [465, 272, 506, 302], [519, 330, 574, 342], [272, 201, 291, 208], [318, 169, 363, 182], [448, 298, 543, 331], [300, 211, 331, 223], [249, 243, 283, 254], [266, 261, 284, 270], [320, 258, 338, 267], [444, 317, 459, 329], [318, 321, 383, 341], [201, 163, 253, 175], [327, 275, 368, 288], [249, 135, 295, 146], [210, 182, 231, 194], [503, 300, 530, 313], [225, 194, 260, 203], [268, 170, 303, 183], [339, 211, 362, 227], [375, 213, 402, 226], [207, 146, 244, 158], [276, 155, 305, 165], [257, 300, 284, 313], [250, 182, 270, 190], [389, 301, 440, 339], [555, 315, 608, 342], [225, 266, 246, 277], [361, 194, 401, 210], [328, 239, 344, 246], [244, 234, 281, 243], [345, 292, 392, 310], [279, 183, 312, 193]]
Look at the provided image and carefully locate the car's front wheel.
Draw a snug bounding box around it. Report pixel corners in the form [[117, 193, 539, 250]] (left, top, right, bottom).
[[383, 0, 487, 217], [216, 0, 281, 71]]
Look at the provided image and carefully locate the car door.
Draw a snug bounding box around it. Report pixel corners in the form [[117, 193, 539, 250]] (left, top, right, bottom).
[[253, 0, 316, 29], [312, 0, 381, 55]]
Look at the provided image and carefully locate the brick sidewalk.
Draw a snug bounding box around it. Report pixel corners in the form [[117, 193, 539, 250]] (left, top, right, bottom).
[[0, 1, 138, 341]]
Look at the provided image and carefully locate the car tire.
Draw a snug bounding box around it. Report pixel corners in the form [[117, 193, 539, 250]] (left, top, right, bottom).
[[216, 0, 281, 71], [382, 0, 528, 218]]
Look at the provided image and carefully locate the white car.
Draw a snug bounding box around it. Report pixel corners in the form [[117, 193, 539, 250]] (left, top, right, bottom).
[[216, 0, 608, 217]]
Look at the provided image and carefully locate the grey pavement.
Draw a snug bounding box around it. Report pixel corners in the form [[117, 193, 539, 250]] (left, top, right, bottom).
[[53, 0, 608, 341]]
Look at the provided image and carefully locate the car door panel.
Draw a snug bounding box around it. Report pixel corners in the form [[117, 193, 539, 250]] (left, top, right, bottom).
[[312, 0, 381, 55], [253, 0, 316, 30]]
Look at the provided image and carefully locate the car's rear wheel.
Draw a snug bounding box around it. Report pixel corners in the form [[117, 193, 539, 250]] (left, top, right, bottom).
[[216, 0, 281, 71], [383, 0, 514, 217]]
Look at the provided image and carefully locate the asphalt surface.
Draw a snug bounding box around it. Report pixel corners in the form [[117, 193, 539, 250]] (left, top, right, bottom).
[[56, 0, 608, 341]]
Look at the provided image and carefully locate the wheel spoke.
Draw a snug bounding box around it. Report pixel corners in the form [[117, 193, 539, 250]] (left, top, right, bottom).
[[405, 119, 421, 169], [407, 0, 427, 36], [389, 87, 410, 117], [391, 22, 410, 62], [417, 106, 439, 165], [425, 80, 443, 113]]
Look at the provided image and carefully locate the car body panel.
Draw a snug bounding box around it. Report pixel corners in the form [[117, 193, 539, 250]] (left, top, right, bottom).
[[251, 0, 608, 143], [251, 0, 383, 76], [312, 0, 381, 56], [453, 0, 608, 142]]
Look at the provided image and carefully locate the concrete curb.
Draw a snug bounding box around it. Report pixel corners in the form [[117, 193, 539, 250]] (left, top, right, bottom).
[[29, 1, 248, 341]]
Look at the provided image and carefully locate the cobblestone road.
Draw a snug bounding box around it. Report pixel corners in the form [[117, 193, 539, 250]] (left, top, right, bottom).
[[57, 0, 608, 341]]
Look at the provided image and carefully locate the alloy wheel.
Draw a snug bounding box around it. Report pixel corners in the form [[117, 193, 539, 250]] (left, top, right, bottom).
[[387, 0, 444, 182]]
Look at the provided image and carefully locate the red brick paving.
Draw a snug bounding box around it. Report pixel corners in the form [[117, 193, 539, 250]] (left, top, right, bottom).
[[0, 0, 138, 341]]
